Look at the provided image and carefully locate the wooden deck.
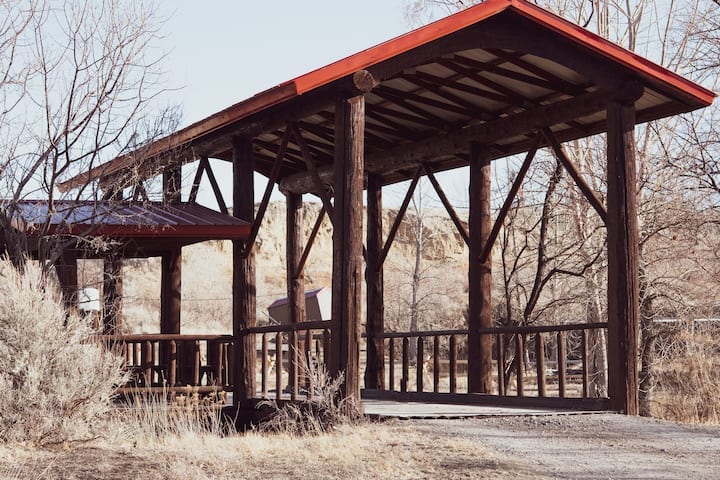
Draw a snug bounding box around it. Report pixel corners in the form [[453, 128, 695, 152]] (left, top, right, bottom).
[[362, 398, 604, 419]]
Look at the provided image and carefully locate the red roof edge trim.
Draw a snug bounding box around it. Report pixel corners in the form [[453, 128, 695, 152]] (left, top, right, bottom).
[[507, 0, 716, 105]]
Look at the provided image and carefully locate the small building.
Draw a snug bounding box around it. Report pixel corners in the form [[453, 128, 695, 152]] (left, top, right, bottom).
[[268, 287, 331, 324]]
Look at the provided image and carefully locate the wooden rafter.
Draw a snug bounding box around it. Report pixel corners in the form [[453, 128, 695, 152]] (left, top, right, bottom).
[[379, 166, 423, 267], [188, 158, 205, 203], [373, 86, 451, 127], [421, 163, 470, 247], [376, 84, 472, 118], [479, 131, 543, 264], [369, 103, 440, 130], [400, 73, 495, 122], [453, 53, 564, 92], [412, 68, 511, 105], [242, 127, 291, 258], [541, 127, 608, 224]]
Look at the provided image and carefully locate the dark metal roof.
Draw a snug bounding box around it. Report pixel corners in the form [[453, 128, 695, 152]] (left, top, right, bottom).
[[59, 0, 716, 192], [7, 201, 249, 255]]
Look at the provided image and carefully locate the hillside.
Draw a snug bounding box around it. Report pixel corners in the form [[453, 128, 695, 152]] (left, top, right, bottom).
[[112, 201, 470, 334]]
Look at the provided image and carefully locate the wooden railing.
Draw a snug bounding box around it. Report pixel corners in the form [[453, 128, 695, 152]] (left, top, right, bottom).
[[98, 334, 234, 394], [373, 322, 608, 399], [243, 320, 336, 401]]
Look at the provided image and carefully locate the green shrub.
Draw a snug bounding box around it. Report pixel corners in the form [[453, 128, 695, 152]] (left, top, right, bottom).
[[0, 257, 127, 445]]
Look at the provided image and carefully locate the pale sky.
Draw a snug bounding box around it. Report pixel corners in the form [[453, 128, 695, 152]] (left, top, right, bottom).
[[155, 1, 471, 209]]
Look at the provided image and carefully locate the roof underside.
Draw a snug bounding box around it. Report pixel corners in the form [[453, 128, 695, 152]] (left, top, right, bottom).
[[10, 201, 250, 256], [60, 0, 715, 193]]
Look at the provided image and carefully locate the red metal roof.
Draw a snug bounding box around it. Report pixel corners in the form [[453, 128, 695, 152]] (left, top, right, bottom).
[[59, 0, 716, 191], [11, 200, 250, 240]]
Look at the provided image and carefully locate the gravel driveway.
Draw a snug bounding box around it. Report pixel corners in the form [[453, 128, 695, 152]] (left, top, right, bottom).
[[412, 414, 720, 479]]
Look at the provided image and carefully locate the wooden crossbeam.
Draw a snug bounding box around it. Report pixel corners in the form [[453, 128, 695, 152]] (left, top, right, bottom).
[[297, 205, 326, 276], [479, 132, 543, 264], [378, 166, 423, 267], [188, 158, 206, 203], [541, 127, 608, 225], [242, 128, 291, 258], [422, 163, 470, 247], [202, 157, 228, 214]]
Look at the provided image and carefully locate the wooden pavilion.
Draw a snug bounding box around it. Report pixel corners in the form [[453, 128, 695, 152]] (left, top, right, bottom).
[[59, 0, 714, 414]]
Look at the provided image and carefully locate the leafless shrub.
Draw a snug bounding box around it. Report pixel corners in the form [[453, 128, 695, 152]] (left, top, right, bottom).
[[256, 354, 362, 436], [650, 330, 720, 424], [0, 257, 128, 445]]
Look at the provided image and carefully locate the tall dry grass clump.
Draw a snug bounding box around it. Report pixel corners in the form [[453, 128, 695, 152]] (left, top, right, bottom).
[[651, 329, 720, 424], [257, 355, 362, 436], [0, 257, 127, 445]]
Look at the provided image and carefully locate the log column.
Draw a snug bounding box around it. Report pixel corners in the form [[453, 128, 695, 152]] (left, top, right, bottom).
[[55, 250, 79, 311], [330, 93, 365, 402], [365, 174, 384, 390], [286, 191, 306, 391], [160, 249, 181, 335], [233, 136, 257, 403], [606, 98, 640, 415], [103, 256, 123, 334], [468, 143, 493, 393]]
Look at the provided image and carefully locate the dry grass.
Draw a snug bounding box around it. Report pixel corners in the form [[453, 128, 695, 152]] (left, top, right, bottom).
[[650, 330, 720, 424]]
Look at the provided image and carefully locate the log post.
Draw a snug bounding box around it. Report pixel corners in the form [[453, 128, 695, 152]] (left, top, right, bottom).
[[233, 136, 257, 404], [55, 250, 78, 310], [330, 92, 365, 402], [286, 191, 306, 390], [606, 98, 640, 415], [468, 143, 493, 393], [102, 256, 123, 334], [364, 174, 384, 390], [160, 250, 181, 335]]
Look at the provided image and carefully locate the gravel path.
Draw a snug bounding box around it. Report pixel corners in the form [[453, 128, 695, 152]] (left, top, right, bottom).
[[413, 414, 720, 479]]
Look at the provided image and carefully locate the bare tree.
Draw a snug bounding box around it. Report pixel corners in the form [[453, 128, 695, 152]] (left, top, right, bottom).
[[0, 0, 175, 270]]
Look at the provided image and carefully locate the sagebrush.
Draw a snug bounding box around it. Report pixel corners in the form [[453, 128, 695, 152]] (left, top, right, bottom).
[[0, 257, 127, 445]]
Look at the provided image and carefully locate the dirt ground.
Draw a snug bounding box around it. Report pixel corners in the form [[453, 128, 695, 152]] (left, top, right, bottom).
[[414, 414, 720, 479], [1, 414, 718, 479]]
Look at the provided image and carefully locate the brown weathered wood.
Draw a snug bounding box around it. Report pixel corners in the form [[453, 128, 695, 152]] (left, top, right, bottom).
[[542, 128, 608, 224], [305, 328, 312, 398], [388, 338, 395, 391], [290, 330, 298, 401], [402, 337, 410, 393], [280, 89, 616, 194], [557, 331, 567, 398], [232, 136, 257, 404], [365, 174, 385, 390], [449, 335, 458, 394], [606, 99, 640, 415], [351, 69, 380, 93], [142, 340, 153, 387], [290, 123, 336, 217], [102, 256, 123, 335], [192, 340, 201, 386], [582, 329, 590, 398], [379, 166, 423, 267], [168, 340, 177, 387], [536, 333, 546, 397], [422, 164, 470, 246], [416, 336, 424, 393], [160, 249, 182, 335], [262, 334, 269, 398], [275, 332, 282, 400], [55, 250, 78, 310], [468, 144, 493, 393], [297, 205, 326, 275], [496, 334, 505, 395], [329, 94, 364, 402], [433, 336, 440, 393], [515, 334, 525, 396], [286, 193, 306, 395], [188, 158, 206, 203], [480, 133, 542, 264], [201, 157, 228, 214]]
